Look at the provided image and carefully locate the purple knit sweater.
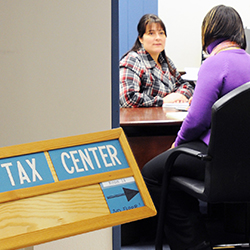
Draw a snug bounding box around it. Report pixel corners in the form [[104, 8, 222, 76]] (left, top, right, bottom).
[[175, 41, 250, 146]]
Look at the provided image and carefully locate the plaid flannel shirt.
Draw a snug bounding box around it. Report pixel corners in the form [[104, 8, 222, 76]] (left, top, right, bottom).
[[119, 48, 194, 107]]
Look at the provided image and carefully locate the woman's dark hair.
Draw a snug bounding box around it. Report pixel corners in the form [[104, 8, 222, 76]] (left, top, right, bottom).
[[122, 14, 176, 75], [202, 5, 246, 51]]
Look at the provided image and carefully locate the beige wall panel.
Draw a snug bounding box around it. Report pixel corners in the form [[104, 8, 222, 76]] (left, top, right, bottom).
[[0, 0, 113, 249]]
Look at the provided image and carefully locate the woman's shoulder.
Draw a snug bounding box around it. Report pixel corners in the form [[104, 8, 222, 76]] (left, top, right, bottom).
[[201, 49, 246, 71], [200, 53, 224, 69], [123, 50, 143, 59], [120, 50, 143, 67]]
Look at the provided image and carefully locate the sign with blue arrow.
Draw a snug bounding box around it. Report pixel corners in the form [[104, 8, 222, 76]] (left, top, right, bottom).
[[100, 177, 144, 213]]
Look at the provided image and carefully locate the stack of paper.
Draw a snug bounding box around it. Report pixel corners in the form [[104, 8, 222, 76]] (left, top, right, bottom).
[[165, 112, 187, 121], [162, 102, 189, 111], [182, 67, 199, 81]]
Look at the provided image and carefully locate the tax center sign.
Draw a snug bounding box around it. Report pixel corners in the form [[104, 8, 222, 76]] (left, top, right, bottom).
[[0, 139, 129, 192], [0, 129, 157, 250], [0, 152, 54, 193], [49, 139, 129, 181]]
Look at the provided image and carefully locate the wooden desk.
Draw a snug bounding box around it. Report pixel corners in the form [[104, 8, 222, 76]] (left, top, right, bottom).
[[120, 107, 184, 170]]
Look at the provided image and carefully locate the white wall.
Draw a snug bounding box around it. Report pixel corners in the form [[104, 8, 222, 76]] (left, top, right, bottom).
[[35, 229, 112, 250], [0, 0, 113, 249], [159, 0, 250, 70]]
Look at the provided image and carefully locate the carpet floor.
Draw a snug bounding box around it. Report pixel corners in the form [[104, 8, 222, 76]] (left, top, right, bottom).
[[121, 203, 250, 250]]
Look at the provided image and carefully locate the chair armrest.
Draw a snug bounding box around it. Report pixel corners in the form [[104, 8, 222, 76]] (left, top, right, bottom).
[[164, 147, 211, 173]]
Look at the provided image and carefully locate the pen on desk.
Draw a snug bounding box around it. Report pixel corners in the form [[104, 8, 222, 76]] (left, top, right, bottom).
[[175, 107, 189, 112]]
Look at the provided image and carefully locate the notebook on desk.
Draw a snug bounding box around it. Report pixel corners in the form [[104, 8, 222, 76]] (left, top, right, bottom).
[[165, 111, 188, 121], [182, 67, 199, 81], [162, 102, 189, 111], [163, 103, 188, 121]]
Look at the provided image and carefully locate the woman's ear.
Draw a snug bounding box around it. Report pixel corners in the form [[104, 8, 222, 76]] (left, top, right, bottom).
[[139, 36, 143, 44]]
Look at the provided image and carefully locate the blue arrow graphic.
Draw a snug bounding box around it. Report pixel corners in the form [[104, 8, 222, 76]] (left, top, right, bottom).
[[107, 187, 139, 202]]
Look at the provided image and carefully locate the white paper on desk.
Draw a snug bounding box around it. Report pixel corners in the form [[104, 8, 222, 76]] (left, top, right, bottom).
[[162, 102, 189, 110], [165, 112, 188, 121], [182, 67, 199, 81]]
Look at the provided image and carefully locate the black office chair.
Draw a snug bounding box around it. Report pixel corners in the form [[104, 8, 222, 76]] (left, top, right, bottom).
[[155, 82, 250, 250]]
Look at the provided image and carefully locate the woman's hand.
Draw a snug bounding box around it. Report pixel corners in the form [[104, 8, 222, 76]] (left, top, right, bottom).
[[163, 93, 188, 103]]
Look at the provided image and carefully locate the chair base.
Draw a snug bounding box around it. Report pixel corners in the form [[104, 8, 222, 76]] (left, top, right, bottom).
[[213, 243, 249, 249]]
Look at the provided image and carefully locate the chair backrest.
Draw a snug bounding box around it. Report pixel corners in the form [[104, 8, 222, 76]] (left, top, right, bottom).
[[205, 82, 250, 203]]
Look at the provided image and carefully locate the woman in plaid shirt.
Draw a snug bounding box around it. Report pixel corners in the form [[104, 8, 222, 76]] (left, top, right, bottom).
[[119, 14, 194, 107]]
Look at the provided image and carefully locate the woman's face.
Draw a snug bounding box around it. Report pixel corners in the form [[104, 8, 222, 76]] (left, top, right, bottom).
[[139, 22, 166, 60]]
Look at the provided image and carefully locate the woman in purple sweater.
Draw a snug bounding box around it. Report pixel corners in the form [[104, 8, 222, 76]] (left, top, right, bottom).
[[142, 5, 250, 250]]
